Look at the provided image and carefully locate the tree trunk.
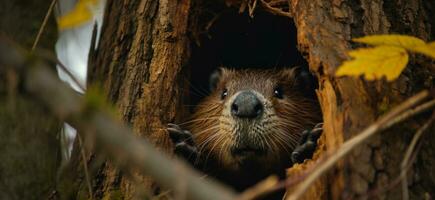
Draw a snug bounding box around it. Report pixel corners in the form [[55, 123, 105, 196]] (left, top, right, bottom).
[[65, 0, 434, 199], [65, 0, 192, 199], [286, 0, 434, 199]]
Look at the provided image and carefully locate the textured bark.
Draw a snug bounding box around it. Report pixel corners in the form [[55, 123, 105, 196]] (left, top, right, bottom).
[[67, 0, 192, 199], [286, 0, 434, 199]]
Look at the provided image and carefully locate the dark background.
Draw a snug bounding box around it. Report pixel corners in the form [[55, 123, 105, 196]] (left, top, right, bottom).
[[188, 8, 307, 106]]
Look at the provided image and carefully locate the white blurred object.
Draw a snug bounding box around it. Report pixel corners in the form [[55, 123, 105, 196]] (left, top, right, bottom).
[[61, 123, 77, 159], [55, 0, 105, 159], [55, 0, 105, 93]]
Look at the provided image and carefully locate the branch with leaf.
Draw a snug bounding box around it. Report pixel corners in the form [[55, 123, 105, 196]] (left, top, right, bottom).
[[285, 35, 435, 199]]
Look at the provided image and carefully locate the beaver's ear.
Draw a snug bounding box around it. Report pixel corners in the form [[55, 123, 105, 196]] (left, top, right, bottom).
[[209, 68, 224, 91], [282, 66, 317, 97]]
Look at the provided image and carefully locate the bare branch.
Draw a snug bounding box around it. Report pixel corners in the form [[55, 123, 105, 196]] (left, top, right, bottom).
[[286, 91, 433, 200], [0, 39, 237, 200], [35, 50, 87, 92], [248, 0, 258, 17], [32, 0, 57, 51], [237, 176, 279, 200], [259, 0, 292, 18], [77, 134, 93, 199], [401, 112, 434, 200]]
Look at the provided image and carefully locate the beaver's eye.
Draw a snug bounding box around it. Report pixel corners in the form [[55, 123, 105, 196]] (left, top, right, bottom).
[[274, 86, 284, 99], [221, 88, 228, 100]]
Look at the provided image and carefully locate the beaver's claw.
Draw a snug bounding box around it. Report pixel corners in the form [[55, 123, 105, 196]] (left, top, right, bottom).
[[167, 123, 199, 163], [291, 123, 323, 164]]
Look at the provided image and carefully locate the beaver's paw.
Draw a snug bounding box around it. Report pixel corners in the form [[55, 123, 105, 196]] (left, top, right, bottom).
[[167, 123, 198, 163], [291, 123, 323, 164]]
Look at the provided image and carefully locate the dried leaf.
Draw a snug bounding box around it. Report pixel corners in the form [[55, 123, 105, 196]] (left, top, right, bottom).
[[337, 34, 434, 81], [336, 46, 409, 81], [353, 34, 425, 49], [354, 35, 435, 59], [412, 42, 435, 59], [58, 0, 99, 30]]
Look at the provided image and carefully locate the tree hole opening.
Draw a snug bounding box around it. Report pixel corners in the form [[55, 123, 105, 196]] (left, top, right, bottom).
[[187, 6, 309, 107]]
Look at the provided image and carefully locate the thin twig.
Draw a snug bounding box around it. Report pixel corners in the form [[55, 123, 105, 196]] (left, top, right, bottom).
[[32, 0, 57, 51], [361, 114, 429, 199], [77, 134, 94, 199], [237, 176, 279, 200], [35, 50, 86, 92], [56, 58, 87, 92], [401, 112, 434, 200], [248, 0, 258, 17], [363, 133, 423, 198], [259, 0, 292, 18], [286, 91, 432, 200], [237, 155, 326, 199], [31, 0, 87, 92], [384, 99, 435, 129], [268, 0, 288, 7], [205, 12, 223, 31]]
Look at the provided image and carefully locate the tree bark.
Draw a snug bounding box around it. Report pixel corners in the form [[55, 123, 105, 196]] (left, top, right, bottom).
[[286, 0, 434, 199], [67, 0, 192, 199]]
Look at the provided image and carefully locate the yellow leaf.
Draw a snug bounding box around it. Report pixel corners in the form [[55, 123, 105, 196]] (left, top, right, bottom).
[[58, 0, 99, 30], [336, 46, 409, 81], [353, 34, 425, 49], [412, 42, 435, 59]]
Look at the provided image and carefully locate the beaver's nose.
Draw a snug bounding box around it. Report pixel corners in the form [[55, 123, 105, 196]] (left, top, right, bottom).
[[231, 91, 263, 118]]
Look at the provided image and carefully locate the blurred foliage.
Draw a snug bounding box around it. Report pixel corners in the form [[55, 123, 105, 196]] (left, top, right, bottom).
[[0, 70, 61, 199], [0, 0, 57, 49], [0, 0, 60, 193], [84, 83, 118, 118]]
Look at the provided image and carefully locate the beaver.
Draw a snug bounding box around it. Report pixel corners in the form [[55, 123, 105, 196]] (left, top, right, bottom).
[[168, 67, 323, 192]]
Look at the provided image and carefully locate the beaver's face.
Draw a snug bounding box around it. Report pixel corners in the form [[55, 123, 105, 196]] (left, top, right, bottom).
[[190, 68, 321, 171]]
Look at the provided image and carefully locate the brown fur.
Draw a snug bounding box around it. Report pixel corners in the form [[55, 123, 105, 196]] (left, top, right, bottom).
[[185, 68, 321, 190]]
